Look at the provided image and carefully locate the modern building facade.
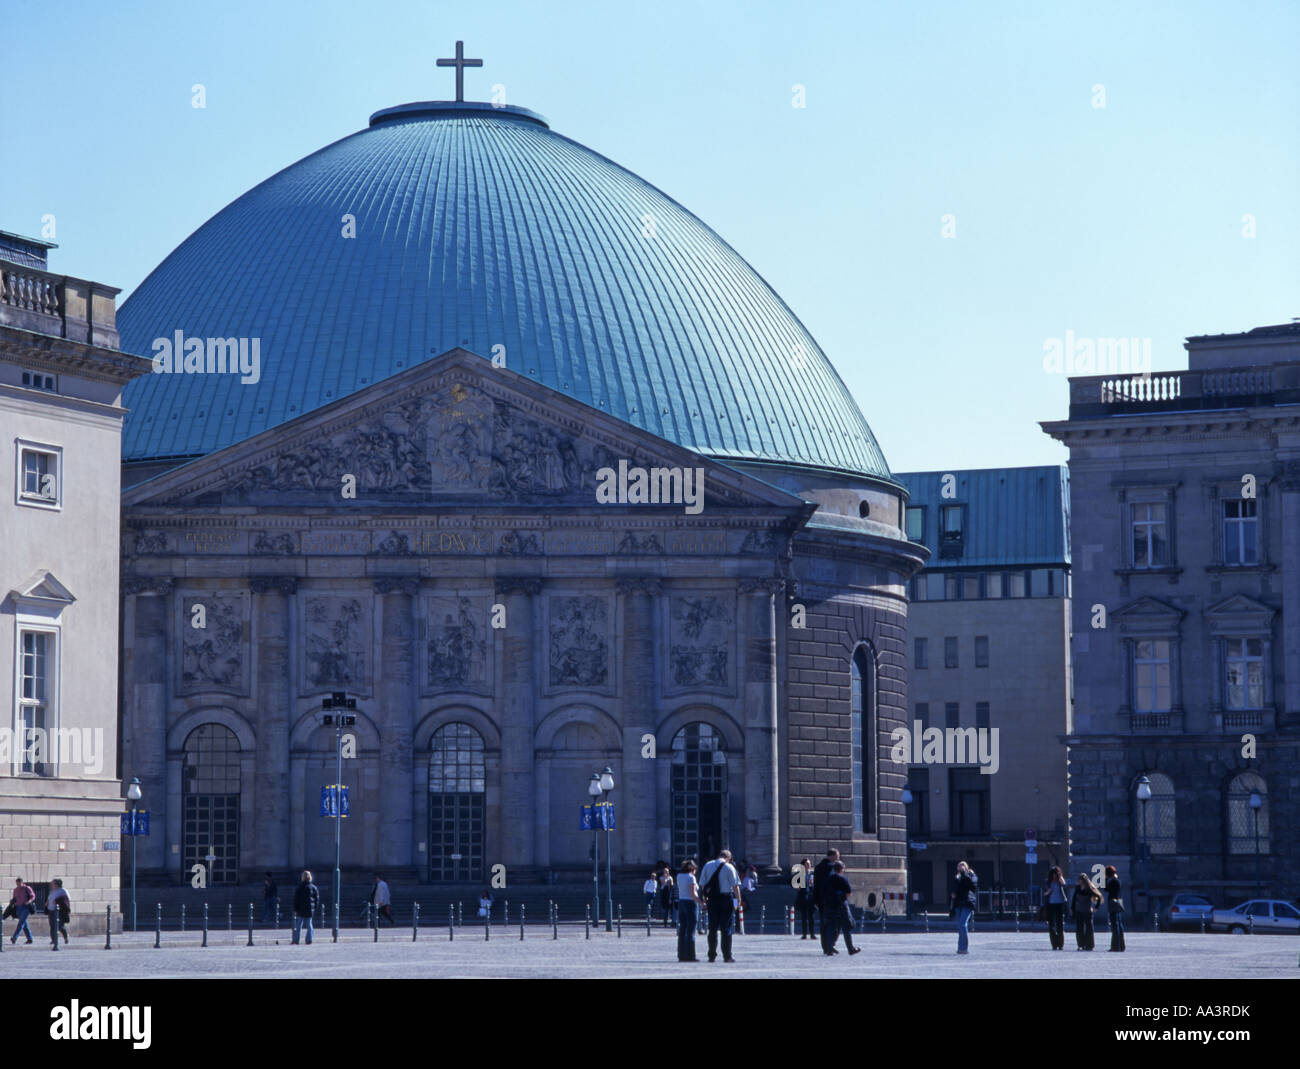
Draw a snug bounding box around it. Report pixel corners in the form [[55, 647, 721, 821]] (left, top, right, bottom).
[[893, 467, 1071, 909], [1042, 322, 1300, 914], [0, 230, 152, 932], [114, 96, 925, 900]]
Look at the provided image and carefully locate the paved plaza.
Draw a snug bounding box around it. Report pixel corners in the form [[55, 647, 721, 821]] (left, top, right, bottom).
[[2, 926, 1296, 979]]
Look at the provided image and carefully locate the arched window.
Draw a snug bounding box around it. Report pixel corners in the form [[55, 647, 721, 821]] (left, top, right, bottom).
[[671, 723, 727, 865], [852, 646, 877, 834], [182, 724, 241, 884], [428, 723, 485, 882], [1134, 771, 1176, 856], [1226, 772, 1270, 855]]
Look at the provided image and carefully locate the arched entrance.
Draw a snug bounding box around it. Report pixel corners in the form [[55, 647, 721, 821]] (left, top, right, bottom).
[[181, 724, 241, 883], [671, 722, 727, 865], [428, 723, 486, 882]]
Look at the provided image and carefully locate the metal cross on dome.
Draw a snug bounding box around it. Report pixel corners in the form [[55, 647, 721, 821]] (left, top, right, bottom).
[[437, 40, 483, 103]]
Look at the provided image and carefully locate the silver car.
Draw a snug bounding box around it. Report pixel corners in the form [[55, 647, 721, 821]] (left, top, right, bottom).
[[1210, 899, 1300, 934]]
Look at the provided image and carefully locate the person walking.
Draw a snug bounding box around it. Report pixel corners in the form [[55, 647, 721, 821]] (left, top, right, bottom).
[[643, 871, 659, 918], [658, 866, 676, 927], [949, 860, 978, 954], [292, 870, 320, 945], [699, 848, 741, 963], [370, 873, 394, 925], [1104, 865, 1126, 952], [45, 878, 71, 951], [676, 860, 702, 962], [824, 861, 862, 956], [9, 878, 35, 945], [794, 858, 816, 939], [1043, 866, 1068, 950], [262, 872, 279, 924], [478, 888, 494, 922], [1070, 873, 1102, 950], [812, 848, 840, 953]]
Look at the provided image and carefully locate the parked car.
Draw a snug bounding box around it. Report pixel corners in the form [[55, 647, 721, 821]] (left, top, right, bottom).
[[1160, 893, 1215, 930], [1210, 899, 1300, 934]]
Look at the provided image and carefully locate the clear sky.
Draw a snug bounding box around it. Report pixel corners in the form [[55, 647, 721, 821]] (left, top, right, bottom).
[[4, 0, 1297, 472]]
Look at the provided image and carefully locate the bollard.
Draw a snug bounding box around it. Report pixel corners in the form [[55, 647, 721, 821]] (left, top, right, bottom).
[[275, 903, 280, 932], [1249, 914, 1254, 935], [373, 902, 379, 943], [553, 904, 558, 941], [485, 908, 490, 941], [1015, 911, 1020, 933], [617, 904, 622, 938], [521, 904, 526, 940], [761, 905, 766, 935], [881, 907, 887, 931], [202, 903, 209, 947], [924, 910, 930, 933], [449, 906, 454, 941], [647, 905, 652, 937], [586, 905, 591, 939], [104, 904, 111, 950], [504, 900, 509, 927], [333, 901, 339, 944], [154, 903, 162, 948], [457, 901, 462, 928], [180, 904, 186, 933], [1201, 913, 1206, 935], [413, 902, 420, 942], [248, 903, 254, 946], [227, 903, 233, 935]]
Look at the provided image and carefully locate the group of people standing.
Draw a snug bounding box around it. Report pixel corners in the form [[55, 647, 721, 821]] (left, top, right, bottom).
[[791, 849, 862, 956], [1041, 864, 1126, 951], [671, 849, 751, 962], [5, 877, 72, 950]]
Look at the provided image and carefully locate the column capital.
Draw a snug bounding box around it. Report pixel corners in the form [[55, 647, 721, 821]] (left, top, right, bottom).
[[615, 575, 662, 596], [494, 576, 543, 597], [373, 576, 420, 596], [250, 575, 298, 595], [122, 576, 174, 597], [738, 576, 785, 596]]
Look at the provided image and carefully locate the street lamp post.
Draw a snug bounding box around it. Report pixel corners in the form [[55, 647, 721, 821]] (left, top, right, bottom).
[[901, 785, 913, 920], [1249, 791, 1263, 898], [588, 773, 602, 925], [127, 777, 142, 932], [1136, 775, 1152, 929], [321, 692, 356, 942], [600, 767, 615, 932]]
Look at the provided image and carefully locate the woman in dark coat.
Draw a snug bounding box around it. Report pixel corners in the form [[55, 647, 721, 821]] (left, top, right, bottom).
[[1070, 873, 1102, 950], [1104, 865, 1125, 952]]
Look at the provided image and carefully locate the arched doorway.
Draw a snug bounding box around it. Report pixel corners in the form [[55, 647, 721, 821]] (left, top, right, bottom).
[[671, 722, 727, 865], [181, 724, 241, 884], [428, 723, 486, 882]]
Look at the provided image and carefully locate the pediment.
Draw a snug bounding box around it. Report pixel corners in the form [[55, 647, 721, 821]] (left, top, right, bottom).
[[1113, 596, 1184, 633], [7, 569, 76, 614], [124, 349, 807, 515], [1205, 593, 1273, 618], [1205, 593, 1275, 633]]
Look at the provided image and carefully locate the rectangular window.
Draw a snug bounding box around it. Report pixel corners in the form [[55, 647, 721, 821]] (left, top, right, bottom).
[[974, 635, 989, 668], [944, 636, 958, 669], [905, 506, 925, 542], [975, 701, 990, 729], [1031, 569, 1051, 597], [1130, 502, 1169, 568], [1007, 572, 1027, 597], [1225, 637, 1264, 710], [925, 572, 945, 600], [1223, 500, 1259, 565], [16, 442, 62, 510], [17, 629, 53, 776], [914, 637, 928, 670], [985, 572, 1003, 599], [950, 768, 990, 836], [945, 702, 959, 729], [941, 505, 964, 540], [1133, 639, 1172, 713], [909, 576, 927, 601], [962, 575, 980, 600], [21, 370, 57, 392], [945, 574, 959, 600], [915, 702, 929, 729], [907, 768, 930, 837]]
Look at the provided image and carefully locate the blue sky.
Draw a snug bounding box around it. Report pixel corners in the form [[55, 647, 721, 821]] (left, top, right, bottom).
[[4, 0, 1297, 472]]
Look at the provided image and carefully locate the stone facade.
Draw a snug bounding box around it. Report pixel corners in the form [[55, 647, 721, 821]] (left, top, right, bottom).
[[1, 232, 153, 933], [1042, 323, 1300, 912], [120, 350, 924, 903]]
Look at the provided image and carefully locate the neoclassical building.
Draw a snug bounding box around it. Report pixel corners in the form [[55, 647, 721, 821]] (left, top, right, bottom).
[[116, 91, 925, 893]]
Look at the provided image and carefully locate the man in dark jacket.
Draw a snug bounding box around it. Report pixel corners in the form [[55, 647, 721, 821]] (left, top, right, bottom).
[[824, 862, 861, 956], [812, 849, 840, 953], [949, 861, 978, 954], [292, 870, 321, 945], [262, 872, 279, 924]]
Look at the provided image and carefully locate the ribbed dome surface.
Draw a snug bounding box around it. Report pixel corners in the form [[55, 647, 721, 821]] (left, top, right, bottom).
[[118, 102, 890, 479]]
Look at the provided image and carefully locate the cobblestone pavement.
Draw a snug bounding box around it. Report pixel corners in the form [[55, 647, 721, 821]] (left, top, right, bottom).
[[2, 926, 1296, 978]]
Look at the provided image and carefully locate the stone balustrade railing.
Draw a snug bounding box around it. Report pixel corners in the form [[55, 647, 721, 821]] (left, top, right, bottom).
[[1066, 363, 1298, 418], [0, 261, 121, 349]]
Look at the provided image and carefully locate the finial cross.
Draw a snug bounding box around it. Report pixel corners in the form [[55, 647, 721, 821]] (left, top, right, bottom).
[[436, 40, 483, 103]]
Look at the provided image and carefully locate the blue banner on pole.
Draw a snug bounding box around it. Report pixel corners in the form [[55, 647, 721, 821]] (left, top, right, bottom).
[[120, 811, 150, 836], [579, 801, 615, 830], [319, 785, 350, 818]]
